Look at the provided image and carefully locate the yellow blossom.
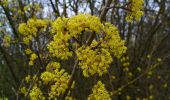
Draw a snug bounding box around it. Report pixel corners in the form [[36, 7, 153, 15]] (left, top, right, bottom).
[[18, 18, 49, 44], [3, 34, 11, 48], [123, 62, 130, 67], [67, 14, 103, 37], [19, 87, 27, 95], [126, 0, 144, 22], [25, 75, 31, 83], [25, 49, 32, 55], [40, 62, 74, 99], [41, 71, 55, 84], [149, 95, 154, 100], [30, 53, 38, 61], [76, 46, 113, 77], [102, 22, 127, 58], [48, 32, 72, 60], [137, 67, 142, 72], [157, 58, 162, 62], [163, 83, 168, 88], [29, 53, 38, 66], [88, 81, 111, 100], [29, 86, 45, 100], [46, 62, 61, 72], [126, 95, 131, 100]]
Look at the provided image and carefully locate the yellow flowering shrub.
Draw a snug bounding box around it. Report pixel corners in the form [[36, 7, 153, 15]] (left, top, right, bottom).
[[126, 0, 144, 22], [18, 14, 127, 99], [3, 0, 169, 99], [88, 81, 111, 100], [48, 14, 126, 77]]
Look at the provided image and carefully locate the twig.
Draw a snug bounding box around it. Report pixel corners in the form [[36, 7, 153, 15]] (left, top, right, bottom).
[[87, 0, 112, 46], [61, 59, 78, 99], [111, 62, 162, 96], [99, 0, 112, 22], [25, 71, 39, 99]]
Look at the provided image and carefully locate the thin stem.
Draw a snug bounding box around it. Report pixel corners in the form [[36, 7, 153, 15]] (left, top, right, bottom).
[[62, 59, 79, 99], [112, 62, 162, 96]]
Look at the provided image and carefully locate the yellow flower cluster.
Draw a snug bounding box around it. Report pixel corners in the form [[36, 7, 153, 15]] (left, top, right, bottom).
[[29, 86, 45, 100], [49, 72, 70, 98], [126, 0, 144, 22], [88, 81, 111, 100], [19, 86, 27, 94], [18, 18, 49, 44], [25, 75, 31, 83], [77, 46, 113, 77], [3, 34, 11, 48], [102, 23, 127, 58], [40, 62, 72, 99], [67, 14, 103, 37], [29, 53, 38, 66], [121, 56, 130, 72], [48, 32, 72, 60], [46, 62, 61, 72], [51, 17, 68, 33], [41, 71, 55, 84], [25, 48, 32, 55], [41, 62, 60, 84]]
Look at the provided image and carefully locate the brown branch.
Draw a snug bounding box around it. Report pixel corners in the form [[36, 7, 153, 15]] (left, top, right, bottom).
[[50, 0, 60, 16], [62, 59, 78, 99], [107, 6, 131, 11], [62, 0, 67, 17], [99, 0, 112, 22], [24, 71, 39, 99], [86, 0, 112, 46], [36, 50, 45, 71], [91, 41, 102, 50], [18, 0, 28, 22], [88, 0, 95, 15], [72, 37, 82, 46]]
